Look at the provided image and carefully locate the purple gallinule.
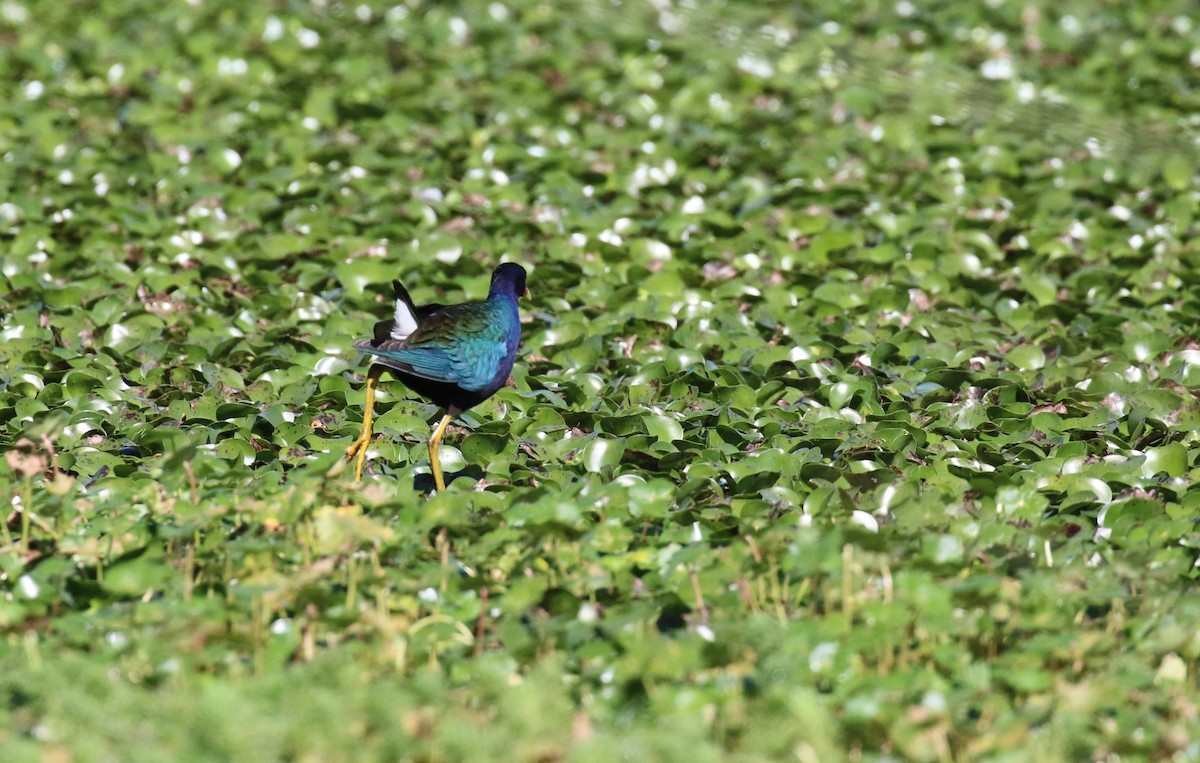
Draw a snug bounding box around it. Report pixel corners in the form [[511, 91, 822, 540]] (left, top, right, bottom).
[[345, 263, 529, 490]]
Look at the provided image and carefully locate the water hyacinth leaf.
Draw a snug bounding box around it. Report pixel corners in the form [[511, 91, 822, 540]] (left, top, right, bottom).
[[1162, 156, 1192, 191], [461, 433, 510, 464], [994, 485, 1049, 521], [1005, 344, 1046, 371], [582, 437, 625, 474], [1142, 444, 1188, 478], [103, 547, 170, 598], [216, 402, 260, 420], [644, 414, 684, 445], [215, 438, 256, 466], [64, 449, 126, 480]]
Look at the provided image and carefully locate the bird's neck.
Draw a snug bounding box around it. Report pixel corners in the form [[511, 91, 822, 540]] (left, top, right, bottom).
[[487, 285, 519, 302]]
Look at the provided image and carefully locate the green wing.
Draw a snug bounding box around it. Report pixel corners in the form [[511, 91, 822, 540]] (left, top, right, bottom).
[[357, 303, 510, 392]]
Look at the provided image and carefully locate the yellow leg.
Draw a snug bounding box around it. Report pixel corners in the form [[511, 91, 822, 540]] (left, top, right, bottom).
[[428, 412, 453, 492], [345, 364, 385, 480]]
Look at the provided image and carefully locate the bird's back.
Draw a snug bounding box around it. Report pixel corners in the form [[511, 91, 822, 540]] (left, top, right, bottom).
[[356, 293, 521, 411]]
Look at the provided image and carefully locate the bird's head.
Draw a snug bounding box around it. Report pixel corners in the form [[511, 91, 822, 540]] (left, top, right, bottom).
[[491, 262, 530, 300]]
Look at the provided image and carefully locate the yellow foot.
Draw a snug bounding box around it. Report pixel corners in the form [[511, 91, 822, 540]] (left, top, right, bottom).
[[344, 434, 371, 481], [345, 364, 384, 482]]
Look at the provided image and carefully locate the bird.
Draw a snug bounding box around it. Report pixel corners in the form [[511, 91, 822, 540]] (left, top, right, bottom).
[[344, 263, 529, 490]]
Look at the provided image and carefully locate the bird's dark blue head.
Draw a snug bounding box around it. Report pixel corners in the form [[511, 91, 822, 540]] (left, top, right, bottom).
[[488, 263, 529, 300]]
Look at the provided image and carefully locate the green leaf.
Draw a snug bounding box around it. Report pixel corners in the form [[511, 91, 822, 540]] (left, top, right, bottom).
[[1005, 344, 1046, 370], [582, 437, 625, 473], [1163, 156, 1192, 191], [1143, 443, 1188, 478]]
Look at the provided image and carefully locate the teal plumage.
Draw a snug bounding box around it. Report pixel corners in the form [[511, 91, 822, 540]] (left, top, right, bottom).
[[358, 301, 518, 394]]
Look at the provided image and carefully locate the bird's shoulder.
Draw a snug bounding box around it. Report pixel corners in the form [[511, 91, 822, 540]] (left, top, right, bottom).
[[407, 300, 508, 345]]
